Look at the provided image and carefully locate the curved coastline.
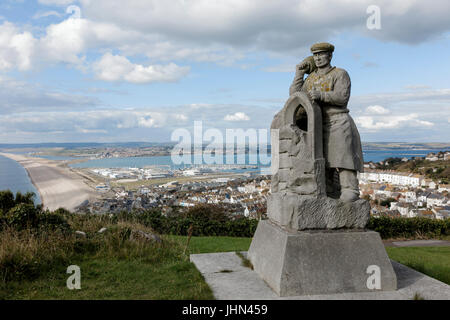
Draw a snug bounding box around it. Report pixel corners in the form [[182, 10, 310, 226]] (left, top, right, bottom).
[[0, 152, 97, 212], [0, 154, 42, 204], [24, 163, 43, 205]]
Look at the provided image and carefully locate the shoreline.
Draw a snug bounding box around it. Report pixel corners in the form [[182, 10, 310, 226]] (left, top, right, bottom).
[[0, 152, 98, 212], [24, 161, 44, 205]]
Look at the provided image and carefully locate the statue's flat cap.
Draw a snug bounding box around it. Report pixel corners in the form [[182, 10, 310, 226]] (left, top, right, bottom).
[[310, 42, 335, 53]]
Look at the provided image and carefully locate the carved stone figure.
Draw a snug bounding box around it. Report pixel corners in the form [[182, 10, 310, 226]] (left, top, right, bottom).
[[289, 42, 363, 202], [268, 42, 369, 230], [247, 42, 397, 296]]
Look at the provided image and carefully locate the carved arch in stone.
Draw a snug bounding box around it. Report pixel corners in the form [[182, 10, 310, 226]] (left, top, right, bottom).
[[282, 92, 323, 161]]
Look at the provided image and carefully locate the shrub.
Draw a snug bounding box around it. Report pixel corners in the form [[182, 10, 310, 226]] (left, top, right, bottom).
[[181, 204, 230, 223], [137, 210, 165, 232], [0, 190, 15, 212], [134, 205, 259, 237], [0, 227, 74, 282], [4, 203, 40, 230], [367, 216, 449, 239], [0, 199, 71, 232], [225, 218, 258, 237], [13, 191, 36, 206], [379, 197, 396, 207], [38, 211, 71, 233]]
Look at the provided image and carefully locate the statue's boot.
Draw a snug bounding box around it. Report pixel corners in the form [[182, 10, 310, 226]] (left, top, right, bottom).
[[339, 169, 359, 202]]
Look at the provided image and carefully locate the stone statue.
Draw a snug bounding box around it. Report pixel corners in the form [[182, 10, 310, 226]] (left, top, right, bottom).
[[289, 42, 363, 202], [247, 42, 397, 296], [267, 42, 369, 230]]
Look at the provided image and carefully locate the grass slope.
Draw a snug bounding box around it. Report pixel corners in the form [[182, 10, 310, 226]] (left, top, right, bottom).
[[385, 246, 450, 285], [2, 258, 211, 299], [2, 230, 449, 299], [0, 233, 251, 300]]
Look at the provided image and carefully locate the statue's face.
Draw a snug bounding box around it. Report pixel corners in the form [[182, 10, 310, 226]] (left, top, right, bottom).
[[313, 51, 332, 68]]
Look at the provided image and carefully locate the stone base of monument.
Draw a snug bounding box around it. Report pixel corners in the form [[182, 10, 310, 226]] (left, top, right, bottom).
[[247, 219, 397, 296], [190, 251, 450, 300], [268, 194, 371, 230]]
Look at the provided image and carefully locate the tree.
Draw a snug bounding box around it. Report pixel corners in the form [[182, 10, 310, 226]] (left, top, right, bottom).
[[182, 204, 230, 223], [0, 190, 15, 212], [5, 203, 39, 230], [380, 197, 396, 207], [14, 191, 35, 206]]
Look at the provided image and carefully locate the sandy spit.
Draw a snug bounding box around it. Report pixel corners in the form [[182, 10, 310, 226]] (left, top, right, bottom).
[[0, 152, 98, 212]]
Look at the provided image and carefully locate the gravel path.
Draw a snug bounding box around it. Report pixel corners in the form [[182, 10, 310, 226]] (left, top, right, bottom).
[[384, 239, 450, 247]]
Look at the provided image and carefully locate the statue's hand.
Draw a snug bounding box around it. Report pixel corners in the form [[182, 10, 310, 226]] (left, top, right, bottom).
[[296, 61, 308, 75], [296, 56, 316, 75], [308, 89, 321, 101]]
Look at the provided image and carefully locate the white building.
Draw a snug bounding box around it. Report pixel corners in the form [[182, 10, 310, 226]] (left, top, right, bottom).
[[427, 194, 447, 208], [425, 154, 439, 161], [390, 202, 412, 217], [358, 171, 422, 187], [402, 190, 417, 203], [182, 169, 200, 176], [433, 207, 450, 220]]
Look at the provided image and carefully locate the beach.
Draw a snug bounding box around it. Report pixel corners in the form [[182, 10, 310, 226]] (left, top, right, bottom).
[[0, 152, 97, 212]]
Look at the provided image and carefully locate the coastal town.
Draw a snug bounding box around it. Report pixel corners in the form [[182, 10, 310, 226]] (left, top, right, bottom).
[[358, 151, 449, 219], [77, 168, 270, 219], [1, 147, 448, 220], [71, 150, 450, 221]]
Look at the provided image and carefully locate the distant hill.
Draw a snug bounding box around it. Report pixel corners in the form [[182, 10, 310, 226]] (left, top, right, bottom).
[[1, 141, 449, 151], [362, 142, 450, 150], [0, 142, 176, 149]]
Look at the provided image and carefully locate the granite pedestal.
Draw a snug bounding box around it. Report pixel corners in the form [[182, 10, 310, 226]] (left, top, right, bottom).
[[247, 219, 397, 296]]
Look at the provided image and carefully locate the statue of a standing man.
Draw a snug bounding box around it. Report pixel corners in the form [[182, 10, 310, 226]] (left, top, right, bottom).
[[289, 42, 364, 202]]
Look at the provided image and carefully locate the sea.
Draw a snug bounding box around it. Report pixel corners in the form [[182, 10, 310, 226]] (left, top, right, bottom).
[[0, 148, 445, 201], [0, 155, 41, 205], [68, 149, 446, 169]]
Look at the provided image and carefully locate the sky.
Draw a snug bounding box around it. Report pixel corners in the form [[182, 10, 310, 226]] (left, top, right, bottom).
[[0, 0, 450, 144]]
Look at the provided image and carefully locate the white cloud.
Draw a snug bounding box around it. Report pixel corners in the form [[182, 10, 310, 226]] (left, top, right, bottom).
[[365, 105, 390, 115], [404, 84, 431, 90], [38, 0, 75, 5], [0, 110, 166, 133], [137, 116, 156, 128], [355, 113, 434, 131], [38, 18, 87, 65], [75, 126, 107, 134], [261, 64, 294, 73], [33, 11, 63, 19], [175, 114, 188, 121], [352, 89, 450, 106], [0, 22, 36, 71], [38, 17, 144, 66], [0, 75, 100, 114], [224, 112, 250, 121], [78, 0, 450, 52], [348, 87, 450, 141], [0, 102, 278, 142], [3, 0, 450, 77], [93, 53, 190, 83]]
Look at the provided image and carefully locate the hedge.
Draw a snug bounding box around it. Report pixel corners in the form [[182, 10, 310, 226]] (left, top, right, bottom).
[[134, 206, 258, 237], [118, 209, 449, 239], [366, 216, 450, 239], [2, 188, 448, 240]]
